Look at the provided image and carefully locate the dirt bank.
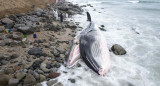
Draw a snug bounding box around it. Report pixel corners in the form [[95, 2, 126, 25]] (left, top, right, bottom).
[[0, 0, 56, 18]]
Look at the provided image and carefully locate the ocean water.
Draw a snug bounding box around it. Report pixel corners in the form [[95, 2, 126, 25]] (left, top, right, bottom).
[[42, 0, 160, 86]]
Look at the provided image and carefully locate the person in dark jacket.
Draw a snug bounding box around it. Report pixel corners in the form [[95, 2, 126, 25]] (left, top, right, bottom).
[[60, 12, 63, 23]]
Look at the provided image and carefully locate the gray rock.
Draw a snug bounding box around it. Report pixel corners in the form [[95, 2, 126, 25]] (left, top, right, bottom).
[[17, 26, 34, 35], [1, 18, 14, 28], [47, 80, 57, 86], [28, 48, 43, 57], [14, 24, 25, 28], [12, 32, 23, 41], [33, 71, 39, 80], [0, 33, 4, 40], [37, 69, 44, 74], [111, 44, 127, 55], [4, 68, 14, 74], [35, 83, 42, 86], [54, 82, 63, 86], [15, 72, 26, 81], [0, 41, 6, 46], [66, 22, 77, 29], [23, 74, 36, 86], [34, 8, 43, 13], [1, 60, 8, 65], [8, 78, 19, 86], [3, 53, 11, 60], [0, 26, 5, 33], [39, 74, 46, 82]]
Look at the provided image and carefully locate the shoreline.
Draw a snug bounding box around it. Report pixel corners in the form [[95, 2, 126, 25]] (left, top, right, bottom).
[[0, 1, 83, 86]]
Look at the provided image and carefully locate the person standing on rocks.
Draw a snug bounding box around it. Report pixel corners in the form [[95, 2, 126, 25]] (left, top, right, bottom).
[[60, 12, 64, 23], [53, 9, 58, 21], [65, 12, 69, 21]]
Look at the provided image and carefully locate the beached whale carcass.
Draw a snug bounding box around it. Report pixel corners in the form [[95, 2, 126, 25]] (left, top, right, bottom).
[[79, 13, 110, 76]]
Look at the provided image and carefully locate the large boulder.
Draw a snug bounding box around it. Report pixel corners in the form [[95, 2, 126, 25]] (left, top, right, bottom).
[[1, 18, 14, 29], [23, 74, 36, 86], [15, 72, 26, 81], [28, 47, 43, 57], [111, 44, 126, 55], [0, 74, 10, 86], [7, 78, 19, 86], [17, 26, 34, 35]]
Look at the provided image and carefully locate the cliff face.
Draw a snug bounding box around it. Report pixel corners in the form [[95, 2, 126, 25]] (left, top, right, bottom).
[[0, 0, 55, 18]]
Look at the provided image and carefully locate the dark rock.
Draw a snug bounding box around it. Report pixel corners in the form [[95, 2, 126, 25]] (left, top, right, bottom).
[[111, 44, 127, 55], [48, 72, 60, 79], [31, 60, 43, 69], [0, 74, 10, 86], [23, 74, 36, 86], [58, 7, 69, 11], [11, 54, 19, 59], [47, 80, 57, 86], [99, 27, 106, 31], [8, 78, 19, 86], [28, 47, 43, 57], [46, 63, 52, 69], [54, 62, 61, 68], [68, 78, 76, 83]]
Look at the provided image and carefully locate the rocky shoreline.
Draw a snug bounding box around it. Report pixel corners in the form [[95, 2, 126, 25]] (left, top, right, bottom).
[[0, 1, 83, 86]]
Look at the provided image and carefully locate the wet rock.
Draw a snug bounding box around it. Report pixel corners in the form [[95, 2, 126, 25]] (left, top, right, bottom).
[[66, 22, 77, 29], [0, 74, 10, 86], [23, 74, 36, 86], [11, 54, 19, 59], [48, 72, 60, 79], [68, 78, 76, 83], [54, 82, 63, 86], [8, 78, 19, 86], [36, 83, 42, 86], [28, 48, 43, 57], [15, 72, 26, 81], [39, 74, 46, 82], [12, 32, 23, 41], [111, 44, 126, 55], [31, 60, 43, 69], [47, 80, 57, 86], [17, 26, 34, 35]]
